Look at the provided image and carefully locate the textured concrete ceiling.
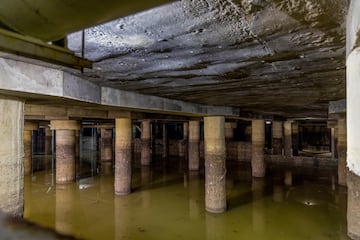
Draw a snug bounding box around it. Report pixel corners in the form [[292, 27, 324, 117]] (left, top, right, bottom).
[[67, 0, 347, 119]]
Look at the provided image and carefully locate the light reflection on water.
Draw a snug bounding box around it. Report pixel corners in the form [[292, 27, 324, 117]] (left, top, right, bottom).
[[24, 158, 349, 240]]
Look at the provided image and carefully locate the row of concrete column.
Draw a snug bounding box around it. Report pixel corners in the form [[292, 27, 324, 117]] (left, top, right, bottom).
[[5, 111, 350, 217]]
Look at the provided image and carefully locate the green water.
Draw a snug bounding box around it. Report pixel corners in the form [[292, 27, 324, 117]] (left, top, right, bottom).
[[24, 159, 349, 240]]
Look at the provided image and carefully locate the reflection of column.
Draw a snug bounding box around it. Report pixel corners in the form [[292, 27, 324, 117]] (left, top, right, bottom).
[[252, 178, 265, 233], [252, 120, 265, 177], [141, 120, 151, 165], [44, 126, 52, 155], [337, 119, 347, 186], [141, 166, 151, 208], [24, 121, 38, 175], [272, 121, 283, 155], [284, 121, 292, 157], [284, 170, 292, 187], [0, 98, 24, 216], [206, 213, 225, 240], [55, 184, 75, 235], [189, 120, 200, 171], [51, 120, 80, 184], [188, 171, 201, 219], [114, 194, 131, 240], [100, 127, 113, 175], [115, 117, 132, 195], [204, 116, 226, 213], [273, 185, 284, 202]]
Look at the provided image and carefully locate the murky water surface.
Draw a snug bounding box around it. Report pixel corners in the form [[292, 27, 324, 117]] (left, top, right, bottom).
[[24, 157, 349, 240]]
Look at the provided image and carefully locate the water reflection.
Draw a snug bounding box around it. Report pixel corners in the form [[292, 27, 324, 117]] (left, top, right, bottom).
[[24, 157, 349, 240]]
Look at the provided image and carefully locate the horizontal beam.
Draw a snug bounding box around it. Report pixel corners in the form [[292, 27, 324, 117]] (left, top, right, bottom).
[[0, 54, 240, 117], [0, 29, 91, 70]]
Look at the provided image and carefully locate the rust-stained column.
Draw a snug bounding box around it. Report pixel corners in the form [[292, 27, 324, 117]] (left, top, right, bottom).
[[100, 126, 113, 175], [24, 121, 38, 176], [50, 120, 80, 184], [115, 117, 132, 195], [252, 120, 265, 178], [0, 97, 24, 216], [284, 121, 292, 157], [141, 120, 151, 165], [272, 121, 283, 155], [189, 120, 200, 171], [338, 119, 347, 186], [204, 116, 226, 213], [44, 126, 52, 155]]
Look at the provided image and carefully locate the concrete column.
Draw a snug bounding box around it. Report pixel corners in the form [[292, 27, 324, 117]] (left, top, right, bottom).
[[162, 123, 168, 159], [23, 121, 37, 175], [252, 120, 265, 178], [141, 120, 151, 165], [179, 122, 188, 157], [204, 116, 226, 213], [292, 122, 299, 156], [0, 97, 24, 216], [44, 127, 52, 155], [346, 3, 360, 239], [337, 119, 347, 186], [50, 120, 80, 184], [189, 120, 200, 171], [100, 127, 113, 175], [284, 121, 292, 157], [224, 122, 235, 139], [272, 121, 283, 155], [331, 128, 336, 159], [115, 118, 132, 195]]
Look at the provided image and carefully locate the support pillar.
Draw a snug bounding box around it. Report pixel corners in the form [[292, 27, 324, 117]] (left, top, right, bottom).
[[50, 120, 80, 184], [162, 123, 168, 159], [346, 8, 360, 238], [115, 117, 132, 195], [331, 128, 336, 159], [100, 126, 113, 175], [284, 121, 292, 157], [23, 121, 38, 175], [141, 120, 151, 165], [272, 121, 283, 155], [292, 122, 299, 156], [179, 122, 188, 157], [338, 119, 347, 186], [252, 120, 265, 177], [44, 126, 52, 155], [189, 120, 200, 171], [0, 97, 24, 216], [224, 122, 235, 140], [204, 116, 226, 213]]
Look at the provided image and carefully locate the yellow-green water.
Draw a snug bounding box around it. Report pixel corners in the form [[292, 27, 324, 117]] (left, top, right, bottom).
[[24, 158, 349, 240]]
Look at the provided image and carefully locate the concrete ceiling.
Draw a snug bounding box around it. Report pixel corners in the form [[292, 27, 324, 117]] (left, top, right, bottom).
[[2, 0, 348, 119], [65, 0, 347, 119]]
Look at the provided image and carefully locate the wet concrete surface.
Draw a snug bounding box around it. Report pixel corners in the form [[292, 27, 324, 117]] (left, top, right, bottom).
[[24, 155, 349, 240]]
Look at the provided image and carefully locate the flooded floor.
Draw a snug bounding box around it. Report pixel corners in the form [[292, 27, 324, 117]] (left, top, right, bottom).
[[24, 156, 349, 240]]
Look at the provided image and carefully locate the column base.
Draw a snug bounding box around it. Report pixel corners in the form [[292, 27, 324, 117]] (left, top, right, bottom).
[[115, 190, 131, 196], [206, 206, 226, 214], [348, 171, 360, 240]]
